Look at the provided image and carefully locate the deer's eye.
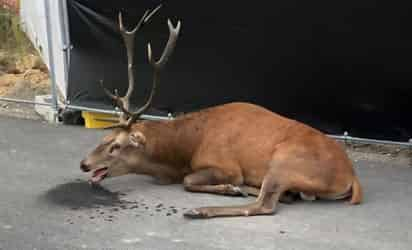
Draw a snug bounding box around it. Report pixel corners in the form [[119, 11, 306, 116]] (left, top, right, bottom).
[[109, 144, 121, 154]]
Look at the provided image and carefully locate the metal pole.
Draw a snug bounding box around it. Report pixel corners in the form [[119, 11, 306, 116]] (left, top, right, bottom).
[[44, 0, 60, 122], [58, 0, 71, 97], [328, 133, 412, 147], [0, 97, 54, 107], [65, 104, 174, 121]]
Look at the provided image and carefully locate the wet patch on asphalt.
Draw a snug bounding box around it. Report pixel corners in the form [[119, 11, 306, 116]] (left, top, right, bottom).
[[43, 180, 126, 208], [43, 180, 186, 224]]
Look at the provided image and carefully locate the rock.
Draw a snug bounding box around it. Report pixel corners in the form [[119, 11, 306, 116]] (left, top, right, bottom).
[[0, 65, 5, 76], [16, 54, 48, 73], [6, 67, 21, 74], [4, 79, 34, 99]]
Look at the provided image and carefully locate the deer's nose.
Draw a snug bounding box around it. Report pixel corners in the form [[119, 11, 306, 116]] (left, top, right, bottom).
[[80, 160, 91, 172]]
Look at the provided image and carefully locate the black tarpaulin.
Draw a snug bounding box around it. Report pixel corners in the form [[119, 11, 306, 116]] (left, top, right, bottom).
[[67, 0, 412, 141]]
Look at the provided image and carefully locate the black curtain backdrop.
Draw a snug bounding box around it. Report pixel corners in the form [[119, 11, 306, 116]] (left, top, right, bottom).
[[67, 0, 412, 141]]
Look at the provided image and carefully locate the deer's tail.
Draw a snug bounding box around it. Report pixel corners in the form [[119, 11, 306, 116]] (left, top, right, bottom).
[[350, 175, 363, 205]]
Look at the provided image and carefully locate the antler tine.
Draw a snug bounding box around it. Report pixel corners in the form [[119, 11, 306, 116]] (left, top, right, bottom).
[[118, 4, 162, 35], [125, 19, 181, 126], [144, 4, 163, 24], [148, 19, 181, 70], [100, 80, 132, 120], [118, 11, 140, 107], [100, 80, 117, 100], [99, 11, 148, 123], [119, 4, 162, 101]]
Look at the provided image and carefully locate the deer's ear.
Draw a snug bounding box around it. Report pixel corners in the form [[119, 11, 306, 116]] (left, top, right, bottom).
[[129, 131, 146, 148]]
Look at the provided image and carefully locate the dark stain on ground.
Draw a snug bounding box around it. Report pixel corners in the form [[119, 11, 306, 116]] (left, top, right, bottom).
[[43, 180, 184, 221], [43, 180, 128, 208]]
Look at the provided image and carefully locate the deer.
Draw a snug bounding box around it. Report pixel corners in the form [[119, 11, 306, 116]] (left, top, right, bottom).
[[80, 5, 363, 219]]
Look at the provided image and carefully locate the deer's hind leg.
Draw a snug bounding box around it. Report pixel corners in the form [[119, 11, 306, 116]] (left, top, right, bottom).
[[184, 170, 288, 219], [242, 186, 299, 204], [183, 168, 249, 197]]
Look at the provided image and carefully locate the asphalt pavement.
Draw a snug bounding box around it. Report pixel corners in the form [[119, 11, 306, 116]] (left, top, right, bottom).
[[0, 116, 411, 250]]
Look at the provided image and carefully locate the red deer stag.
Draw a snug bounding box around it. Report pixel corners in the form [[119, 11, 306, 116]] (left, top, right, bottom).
[[80, 6, 363, 219]]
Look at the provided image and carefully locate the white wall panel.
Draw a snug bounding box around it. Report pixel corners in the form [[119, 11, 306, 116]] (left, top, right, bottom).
[[20, 0, 69, 99]]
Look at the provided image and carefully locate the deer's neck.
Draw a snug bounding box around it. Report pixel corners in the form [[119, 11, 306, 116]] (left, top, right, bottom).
[[136, 159, 185, 184], [137, 119, 197, 168], [131, 120, 195, 182]]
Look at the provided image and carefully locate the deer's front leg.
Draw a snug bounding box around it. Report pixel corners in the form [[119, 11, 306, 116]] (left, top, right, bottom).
[[183, 168, 248, 197]]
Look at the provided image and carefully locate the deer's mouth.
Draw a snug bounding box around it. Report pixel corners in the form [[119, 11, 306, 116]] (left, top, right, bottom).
[[89, 167, 109, 184]]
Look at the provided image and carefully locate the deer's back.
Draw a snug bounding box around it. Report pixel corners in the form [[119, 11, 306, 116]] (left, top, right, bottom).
[[178, 102, 351, 186]]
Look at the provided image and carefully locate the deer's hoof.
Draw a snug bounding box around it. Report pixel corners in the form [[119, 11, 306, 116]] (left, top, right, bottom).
[[183, 208, 208, 219], [232, 186, 249, 197]]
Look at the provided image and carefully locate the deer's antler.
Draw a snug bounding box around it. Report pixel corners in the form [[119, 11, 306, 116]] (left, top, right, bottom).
[[100, 4, 180, 128], [125, 19, 181, 126]]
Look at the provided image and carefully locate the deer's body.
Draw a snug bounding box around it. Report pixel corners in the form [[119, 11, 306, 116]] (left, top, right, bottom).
[[82, 102, 362, 218], [136, 102, 355, 190], [80, 7, 362, 218]]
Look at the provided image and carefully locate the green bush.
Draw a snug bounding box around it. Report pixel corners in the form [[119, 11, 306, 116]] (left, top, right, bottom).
[[0, 7, 32, 54]]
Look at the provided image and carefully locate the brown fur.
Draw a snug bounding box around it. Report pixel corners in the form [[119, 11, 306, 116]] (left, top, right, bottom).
[[81, 102, 363, 218]]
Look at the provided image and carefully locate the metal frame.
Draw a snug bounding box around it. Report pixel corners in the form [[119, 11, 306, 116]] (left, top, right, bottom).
[[0, 97, 54, 107], [329, 132, 412, 148], [43, 0, 59, 121], [65, 104, 174, 122], [58, 0, 71, 98], [60, 0, 72, 69]]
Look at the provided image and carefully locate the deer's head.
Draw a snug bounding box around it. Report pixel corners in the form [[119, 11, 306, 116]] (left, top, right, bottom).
[[80, 5, 181, 184], [80, 128, 148, 183]]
